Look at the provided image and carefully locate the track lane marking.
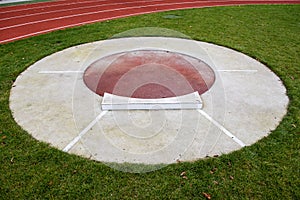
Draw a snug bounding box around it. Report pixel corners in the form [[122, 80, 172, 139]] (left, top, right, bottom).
[[0, 1, 218, 30]]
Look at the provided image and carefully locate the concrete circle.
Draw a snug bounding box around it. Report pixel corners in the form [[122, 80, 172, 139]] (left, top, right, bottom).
[[10, 37, 288, 169], [83, 50, 215, 98]]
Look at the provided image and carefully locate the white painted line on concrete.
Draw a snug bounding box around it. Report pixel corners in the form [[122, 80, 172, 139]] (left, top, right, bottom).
[[63, 110, 108, 152], [217, 70, 258, 72], [197, 109, 246, 147], [38, 70, 256, 75], [10, 37, 289, 163], [38, 71, 84, 74], [102, 92, 203, 110]]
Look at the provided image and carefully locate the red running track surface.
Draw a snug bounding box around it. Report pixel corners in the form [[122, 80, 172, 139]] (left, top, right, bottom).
[[1, 0, 299, 43]]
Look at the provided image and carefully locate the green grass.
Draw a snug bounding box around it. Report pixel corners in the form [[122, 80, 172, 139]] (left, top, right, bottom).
[[0, 4, 299, 199]]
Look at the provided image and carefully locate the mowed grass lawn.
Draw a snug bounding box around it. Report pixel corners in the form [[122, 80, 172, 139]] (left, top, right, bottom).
[[0, 4, 299, 199]]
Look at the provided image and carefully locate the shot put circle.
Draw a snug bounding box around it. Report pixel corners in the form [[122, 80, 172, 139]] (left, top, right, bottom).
[[9, 37, 288, 170], [83, 50, 215, 99]]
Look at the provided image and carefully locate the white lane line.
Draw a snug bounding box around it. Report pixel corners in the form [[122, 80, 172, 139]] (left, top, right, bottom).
[[1, 0, 298, 15], [0, 0, 31, 5], [63, 110, 108, 152], [197, 109, 246, 147], [0, 6, 186, 43], [0, 0, 166, 14], [0, 1, 214, 30], [0, 1, 246, 43], [217, 70, 258, 72], [0, 0, 103, 13], [39, 71, 84, 74], [0, 0, 166, 21]]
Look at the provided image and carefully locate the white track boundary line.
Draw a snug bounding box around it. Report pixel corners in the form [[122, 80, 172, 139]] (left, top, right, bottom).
[[0, 0, 173, 13], [1, 0, 298, 15], [197, 109, 246, 147], [0, 1, 285, 43], [63, 111, 108, 152], [0, 6, 207, 43], [0, 1, 225, 30], [1, 0, 298, 14], [0, 0, 107, 13], [0, 0, 167, 21], [0, 0, 31, 5]]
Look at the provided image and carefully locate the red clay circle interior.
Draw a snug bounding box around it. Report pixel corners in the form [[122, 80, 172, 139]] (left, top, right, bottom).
[[83, 50, 215, 99]]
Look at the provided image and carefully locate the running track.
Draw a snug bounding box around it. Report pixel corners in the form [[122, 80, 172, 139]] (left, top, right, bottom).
[[1, 0, 299, 44]]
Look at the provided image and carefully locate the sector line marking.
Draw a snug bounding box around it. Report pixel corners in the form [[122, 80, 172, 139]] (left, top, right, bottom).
[[197, 109, 246, 147], [63, 110, 108, 152]]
